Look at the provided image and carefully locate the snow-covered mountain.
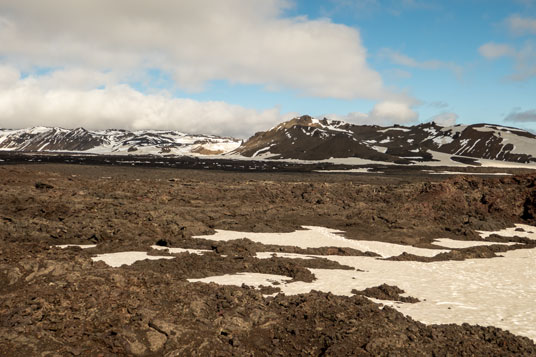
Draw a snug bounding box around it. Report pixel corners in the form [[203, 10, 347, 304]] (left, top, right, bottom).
[[0, 127, 241, 156], [2, 117, 536, 166], [234, 115, 536, 164]]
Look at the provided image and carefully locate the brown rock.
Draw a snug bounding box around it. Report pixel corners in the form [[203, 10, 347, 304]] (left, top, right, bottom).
[[146, 329, 167, 352], [7, 267, 22, 285], [123, 335, 147, 356]]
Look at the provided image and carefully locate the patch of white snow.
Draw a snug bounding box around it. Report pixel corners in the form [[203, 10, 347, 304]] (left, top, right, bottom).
[[55, 244, 97, 249], [477, 224, 536, 240], [193, 226, 449, 258], [91, 252, 174, 267], [189, 273, 291, 287], [431, 238, 516, 249], [150, 245, 210, 255]]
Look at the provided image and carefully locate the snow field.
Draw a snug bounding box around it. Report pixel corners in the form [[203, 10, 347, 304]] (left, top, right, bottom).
[[194, 226, 450, 258], [189, 225, 536, 341], [64, 224, 536, 340], [477, 224, 536, 240], [91, 252, 174, 267]]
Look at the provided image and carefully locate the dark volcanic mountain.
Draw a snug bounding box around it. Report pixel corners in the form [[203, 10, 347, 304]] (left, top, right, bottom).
[[2, 117, 536, 166], [235, 116, 536, 164], [0, 127, 241, 156]]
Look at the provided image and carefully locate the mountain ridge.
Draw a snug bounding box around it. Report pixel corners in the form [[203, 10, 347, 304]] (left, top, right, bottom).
[[234, 115, 536, 164], [0, 126, 241, 156], [1, 116, 536, 166]]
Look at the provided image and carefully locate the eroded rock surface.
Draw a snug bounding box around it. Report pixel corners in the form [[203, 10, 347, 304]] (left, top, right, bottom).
[[1, 164, 535, 355]]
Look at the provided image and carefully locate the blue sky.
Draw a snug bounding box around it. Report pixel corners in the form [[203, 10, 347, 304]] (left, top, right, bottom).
[[0, 0, 535, 136], [204, 0, 536, 129], [143, 0, 536, 131], [302, 0, 536, 129]]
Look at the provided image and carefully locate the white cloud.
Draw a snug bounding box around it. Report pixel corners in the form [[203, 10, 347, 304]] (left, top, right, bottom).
[[478, 43, 516, 59], [25, 68, 119, 91], [0, 64, 427, 136], [478, 42, 536, 81], [0, 66, 295, 138], [0, 65, 20, 88], [429, 112, 458, 126], [379, 48, 462, 77], [0, 65, 422, 135], [0, 1, 432, 133], [369, 100, 418, 123], [0, 0, 386, 100], [507, 15, 536, 35], [325, 99, 419, 126], [380, 49, 441, 69]]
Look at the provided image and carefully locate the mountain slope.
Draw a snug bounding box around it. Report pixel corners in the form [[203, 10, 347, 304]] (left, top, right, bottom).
[[2, 117, 536, 165], [235, 116, 536, 164], [0, 127, 241, 156]]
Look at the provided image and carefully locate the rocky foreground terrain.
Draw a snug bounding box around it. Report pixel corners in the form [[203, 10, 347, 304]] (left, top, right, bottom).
[[1, 163, 536, 356]]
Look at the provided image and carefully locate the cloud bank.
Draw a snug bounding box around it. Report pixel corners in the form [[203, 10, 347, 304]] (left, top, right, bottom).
[[0, 66, 295, 138], [429, 112, 458, 126], [0, 64, 422, 136], [0, 0, 385, 100], [0, 0, 428, 133], [325, 99, 419, 126], [479, 43, 517, 59]]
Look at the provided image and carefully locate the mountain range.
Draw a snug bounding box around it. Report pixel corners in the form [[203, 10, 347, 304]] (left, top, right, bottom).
[[1, 116, 536, 166], [235, 116, 536, 165], [0, 127, 241, 156]]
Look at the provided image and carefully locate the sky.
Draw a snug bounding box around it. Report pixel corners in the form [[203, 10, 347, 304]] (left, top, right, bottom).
[[0, 0, 535, 138]]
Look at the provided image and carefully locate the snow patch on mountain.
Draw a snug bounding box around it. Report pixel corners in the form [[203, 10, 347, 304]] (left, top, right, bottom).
[[0, 127, 241, 156]]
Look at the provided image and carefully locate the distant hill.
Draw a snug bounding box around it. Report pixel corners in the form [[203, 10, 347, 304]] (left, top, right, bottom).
[[234, 115, 536, 164], [2, 117, 536, 166], [0, 127, 241, 156]]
